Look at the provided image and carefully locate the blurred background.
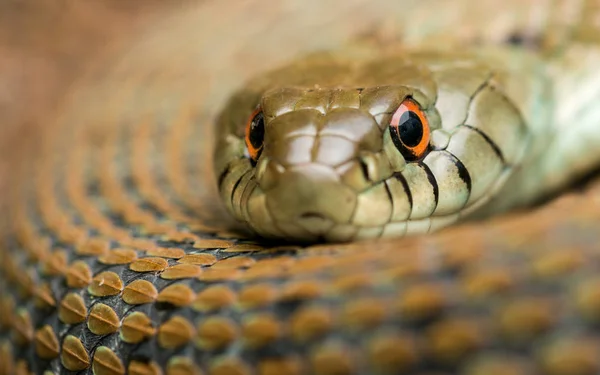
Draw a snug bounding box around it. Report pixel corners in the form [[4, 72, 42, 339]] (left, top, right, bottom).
[[0, 1, 171, 189]]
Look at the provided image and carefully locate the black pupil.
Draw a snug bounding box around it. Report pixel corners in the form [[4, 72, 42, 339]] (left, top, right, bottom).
[[398, 111, 423, 147], [249, 112, 265, 150]]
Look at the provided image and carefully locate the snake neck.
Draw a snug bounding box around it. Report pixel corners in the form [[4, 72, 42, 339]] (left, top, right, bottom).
[[473, 40, 600, 217]]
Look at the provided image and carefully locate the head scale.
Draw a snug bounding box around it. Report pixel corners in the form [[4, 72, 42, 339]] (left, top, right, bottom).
[[215, 50, 529, 242]]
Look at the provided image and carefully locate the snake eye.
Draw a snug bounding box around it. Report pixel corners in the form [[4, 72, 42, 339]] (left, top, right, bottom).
[[389, 97, 430, 161], [245, 107, 265, 165]]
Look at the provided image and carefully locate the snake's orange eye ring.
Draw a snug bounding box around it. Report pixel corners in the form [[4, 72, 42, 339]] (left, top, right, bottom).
[[389, 98, 430, 161], [245, 107, 265, 165]]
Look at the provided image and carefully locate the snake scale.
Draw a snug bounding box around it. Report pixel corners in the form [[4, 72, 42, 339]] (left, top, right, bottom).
[[3, 1, 600, 374]]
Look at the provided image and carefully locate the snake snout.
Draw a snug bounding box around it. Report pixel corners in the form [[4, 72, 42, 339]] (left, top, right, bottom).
[[263, 163, 357, 231]]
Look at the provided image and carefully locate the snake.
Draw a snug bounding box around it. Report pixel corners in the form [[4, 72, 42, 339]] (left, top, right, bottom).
[[3, 1, 600, 374]]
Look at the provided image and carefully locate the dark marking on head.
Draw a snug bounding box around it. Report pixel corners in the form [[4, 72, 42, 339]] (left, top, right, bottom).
[[463, 125, 505, 163], [393, 172, 413, 211], [420, 162, 439, 210], [448, 152, 472, 193]]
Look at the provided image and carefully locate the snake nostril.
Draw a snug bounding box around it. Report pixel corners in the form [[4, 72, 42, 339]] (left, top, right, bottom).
[[359, 158, 372, 182]]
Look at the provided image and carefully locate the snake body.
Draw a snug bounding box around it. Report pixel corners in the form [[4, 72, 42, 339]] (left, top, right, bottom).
[[3, 1, 600, 374], [215, 23, 600, 242]]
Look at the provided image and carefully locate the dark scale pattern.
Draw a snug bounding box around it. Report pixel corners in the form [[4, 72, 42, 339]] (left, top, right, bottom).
[[3, 1, 600, 374], [4, 107, 600, 375]]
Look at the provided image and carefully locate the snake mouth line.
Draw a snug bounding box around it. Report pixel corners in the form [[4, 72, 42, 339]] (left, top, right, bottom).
[[299, 212, 328, 220], [226, 165, 502, 243]]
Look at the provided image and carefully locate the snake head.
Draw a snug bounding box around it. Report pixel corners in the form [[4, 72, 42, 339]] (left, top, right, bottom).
[[215, 51, 529, 242]]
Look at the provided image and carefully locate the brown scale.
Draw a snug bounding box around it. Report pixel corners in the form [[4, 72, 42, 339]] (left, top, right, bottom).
[[147, 247, 185, 259], [278, 280, 323, 302], [0, 342, 14, 375], [192, 285, 237, 312], [88, 271, 124, 297], [158, 316, 196, 349], [196, 316, 239, 351], [461, 266, 515, 297], [310, 343, 355, 375], [463, 355, 533, 375], [241, 313, 282, 349], [289, 306, 333, 343], [208, 357, 252, 375], [130, 257, 169, 272], [198, 268, 242, 283], [285, 255, 336, 275], [191, 239, 235, 250], [122, 279, 159, 305], [98, 248, 139, 265], [531, 248, 585, 279], [575, 277, 600, 323], [539, 337, 600, 375], [222, 243, 267, 252], [0, 295, 15, 331], [496, 298, 558, 344], [77, 238, 111, 257], [13, 267, 35, 299], [211, 255, 255, 269], [128, 360, 162, 375], [58, 293, 88, 324], [0, 256, 18, 291], [236, 283, 278, 310], [156, 284, 196, 307], [87, 303, 121, 335], [41, 250, 68, 276], [14, 360, 33, 375], [33, 282, 56, 310], [166, 357, 203, 375], [161, 264, 203, 280], [258, 358, 304, 375], [329, 273, 374, 295], [11, 310, 33, 346], [250, 255, 296, 270], [178, 253, 218, 265], [65, 260, 93, 288], [395, 283, 448, 322], [340, 297, 389, 331], [33, 325, 60, 360], [426, 318, 486, 366], [92, 346, 125, 375], [120, 312, 156, 344], [239, 263, 287, 281], [215, 230, 252, 239], [367, 334, 418, 374], [60, 335, 90, 372]]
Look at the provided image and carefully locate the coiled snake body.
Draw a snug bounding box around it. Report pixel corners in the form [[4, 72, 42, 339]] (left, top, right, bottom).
[[3, 1, 600, 374]]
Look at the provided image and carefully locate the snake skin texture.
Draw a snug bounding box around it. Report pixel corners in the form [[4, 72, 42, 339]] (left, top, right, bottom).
[[2, 1, 600, 374], [214, 48, 532, 242]]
